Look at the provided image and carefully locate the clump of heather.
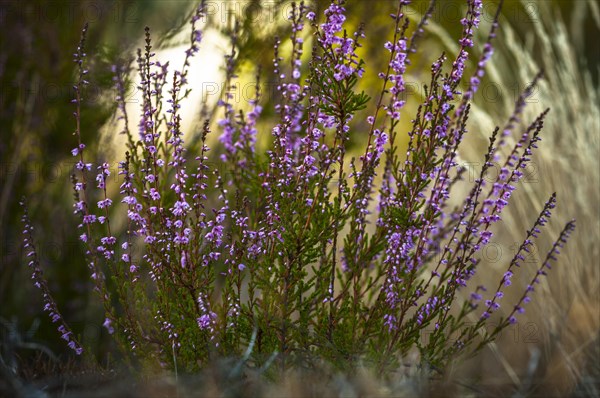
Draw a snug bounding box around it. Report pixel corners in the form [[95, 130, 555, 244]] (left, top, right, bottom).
[[21, 0, 576, 377]]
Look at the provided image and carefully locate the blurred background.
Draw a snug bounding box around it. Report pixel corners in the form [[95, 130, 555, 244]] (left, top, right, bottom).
[[1, 0, 598, 395]]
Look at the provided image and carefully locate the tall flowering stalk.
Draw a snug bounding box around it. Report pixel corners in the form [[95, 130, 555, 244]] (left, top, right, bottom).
[[21, 0, 575, 376], [20, 198, 83, 356]]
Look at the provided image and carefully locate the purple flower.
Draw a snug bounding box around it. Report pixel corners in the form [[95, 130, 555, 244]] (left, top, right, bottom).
[[103, 318, 115, 334]]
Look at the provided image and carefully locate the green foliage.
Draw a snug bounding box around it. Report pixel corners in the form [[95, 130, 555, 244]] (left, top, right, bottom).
[[18, 0, 576, 383]]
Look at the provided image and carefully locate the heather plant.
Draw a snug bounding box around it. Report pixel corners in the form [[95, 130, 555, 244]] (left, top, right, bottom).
[[20, 0, 576, 378], [443, 2, 599, 392]]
